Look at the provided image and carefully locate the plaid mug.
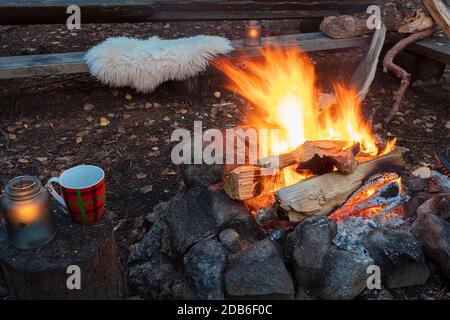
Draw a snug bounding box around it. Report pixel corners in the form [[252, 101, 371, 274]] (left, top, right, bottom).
[[47, 165, 106, 224]]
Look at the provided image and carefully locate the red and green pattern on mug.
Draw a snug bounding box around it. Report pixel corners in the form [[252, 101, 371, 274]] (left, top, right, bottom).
[[47, 165, 106, 224]]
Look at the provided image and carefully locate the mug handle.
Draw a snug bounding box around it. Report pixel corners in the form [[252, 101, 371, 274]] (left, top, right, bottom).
[[47, 177, 67, 208]]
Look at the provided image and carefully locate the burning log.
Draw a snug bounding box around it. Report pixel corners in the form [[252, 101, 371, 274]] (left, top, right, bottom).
[[224, 140, 360, 201], [276, 147, 408, 218], [258, 140, 360, 174], [328, 172, 407, 221]]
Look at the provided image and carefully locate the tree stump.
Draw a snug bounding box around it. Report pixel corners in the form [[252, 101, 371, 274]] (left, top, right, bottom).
[[0, 202, 126, 300]]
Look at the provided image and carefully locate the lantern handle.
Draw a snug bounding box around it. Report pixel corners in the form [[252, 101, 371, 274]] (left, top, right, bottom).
[[46, 177, 67, 208]]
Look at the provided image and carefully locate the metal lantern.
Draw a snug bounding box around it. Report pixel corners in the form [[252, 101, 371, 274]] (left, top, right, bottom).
[[245, 20, 262, 46], [0, 176, 56, 249]]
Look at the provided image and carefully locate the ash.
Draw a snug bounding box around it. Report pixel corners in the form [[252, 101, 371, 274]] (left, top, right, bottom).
[[333, 216, 404, 257]]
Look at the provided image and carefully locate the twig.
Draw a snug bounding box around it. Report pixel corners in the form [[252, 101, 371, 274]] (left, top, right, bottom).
[[382, 28, 437, 126]]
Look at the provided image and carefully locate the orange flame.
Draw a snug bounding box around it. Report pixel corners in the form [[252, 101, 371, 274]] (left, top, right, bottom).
[[214, 47, 395, 210]]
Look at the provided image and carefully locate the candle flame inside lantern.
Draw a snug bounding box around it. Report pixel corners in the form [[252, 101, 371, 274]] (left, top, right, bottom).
[[248, 28, 260, 38]]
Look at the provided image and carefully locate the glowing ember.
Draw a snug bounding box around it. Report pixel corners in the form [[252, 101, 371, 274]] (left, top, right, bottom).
[[329, 172, 406, 222]]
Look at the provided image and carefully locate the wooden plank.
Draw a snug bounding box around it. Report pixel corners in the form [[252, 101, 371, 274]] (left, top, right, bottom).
[[0, 52, 87, 79], [408, 36, 450, 65], [0, 33, 371, 79], [0, 0, 376, 25]]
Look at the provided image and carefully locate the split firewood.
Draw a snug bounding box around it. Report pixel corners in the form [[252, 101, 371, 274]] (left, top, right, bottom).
[[422, 0, 450, 38], [320, 15, 373, 39], [276, 146, 408, 218], [224, 140, 360, 201], [223, 165, 278, 201], [398, 10, 435, 33], [382, 28, 438, 126]]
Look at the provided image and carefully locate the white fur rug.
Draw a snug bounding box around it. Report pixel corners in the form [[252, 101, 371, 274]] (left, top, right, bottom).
[[85, 35, 234, 93]]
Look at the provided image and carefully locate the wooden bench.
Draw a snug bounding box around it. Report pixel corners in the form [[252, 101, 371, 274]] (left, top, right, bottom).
[[408, 36, 450, 65], [0, 32, 373, 79]]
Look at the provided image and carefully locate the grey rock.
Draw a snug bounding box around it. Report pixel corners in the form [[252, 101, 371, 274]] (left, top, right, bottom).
[[287, 217, 337, 287], [145, 201, 169, 224], [317, 247, 373, 300], [364, 229, 429, 289], [411, 212, 450, 278], [227, 211, 257, 236], [219, 229, 241, 253], [127, 258, 175, 296], [210, 189, 249, 227], [255, 207, 278, 226], [127, 219, 193, 299], [164, 187, 246, 253], [269, 229, 285, 241], [128, 220, 176, 263], [430, 170, 450, 193], [295, 287, 317, 300], [181, 163, 223, 188], [180, 131, 227, 188], [184, 238, 227, 300], [225, 239, 294, 299], [0, 286, 7, 300]]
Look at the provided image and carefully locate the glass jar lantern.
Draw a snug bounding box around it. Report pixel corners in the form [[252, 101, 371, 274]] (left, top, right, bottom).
[[1, 176, 56, 249], [245, 20, 262, 46]]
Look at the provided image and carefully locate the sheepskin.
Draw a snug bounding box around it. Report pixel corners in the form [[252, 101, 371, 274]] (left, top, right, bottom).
[[84, 35, 234, 93]]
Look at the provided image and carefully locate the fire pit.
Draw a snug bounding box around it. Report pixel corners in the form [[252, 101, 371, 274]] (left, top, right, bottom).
[[125, 47, 450, 300]]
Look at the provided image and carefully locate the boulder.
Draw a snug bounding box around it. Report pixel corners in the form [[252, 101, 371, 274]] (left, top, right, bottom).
[[128, 220, 176, 263], [181, 163, 223, 188], [287, 217, 337, 287], [317, 247, 373, 300], [163, 187, 246, 253], [225, 239, 294, 299], [184, 238, 227, 300], [255, 207, 278, 226], [127, 219, 194, 299], [411, 212, 450, 278], [364, 229, 429, 288], [219, 229, 241, 253]]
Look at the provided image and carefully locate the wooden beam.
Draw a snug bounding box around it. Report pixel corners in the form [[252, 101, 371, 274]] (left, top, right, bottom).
[[0, 52, 87, 79], [0, 0, 377, 25], [407, 35, 450, 65], [0, 32, 371, 79]]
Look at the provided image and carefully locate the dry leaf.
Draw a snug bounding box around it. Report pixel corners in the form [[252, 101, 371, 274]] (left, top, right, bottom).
[[136, 173, 147, 180], [140, 185, 153, 193], [35, 157, 48, 163], [18, 158, 29, 164], [100, 117, 111, 127], [125, 94, 133, 100], [76, 136, 83, 144], [163, 116, 170, 121]]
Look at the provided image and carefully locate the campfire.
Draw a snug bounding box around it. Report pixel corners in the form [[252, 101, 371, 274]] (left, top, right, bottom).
[[214, 47, 405, 222]]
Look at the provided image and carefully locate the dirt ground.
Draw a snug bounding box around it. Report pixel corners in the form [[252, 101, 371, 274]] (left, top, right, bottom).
[[0, 21, 449, 299]]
